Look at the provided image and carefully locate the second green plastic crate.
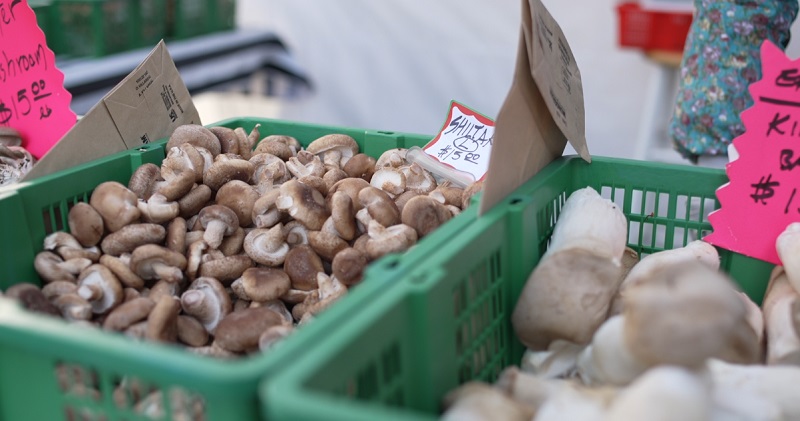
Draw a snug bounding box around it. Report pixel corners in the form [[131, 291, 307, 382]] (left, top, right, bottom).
[[51, 0, 136, 57], [262, 156, 776, 421]]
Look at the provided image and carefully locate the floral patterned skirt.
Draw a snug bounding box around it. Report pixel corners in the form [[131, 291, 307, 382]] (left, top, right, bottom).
[[669, 0, 798, 163]]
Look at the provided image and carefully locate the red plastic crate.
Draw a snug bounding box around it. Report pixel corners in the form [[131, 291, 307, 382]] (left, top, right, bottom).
[[617, 2, 693, 52]]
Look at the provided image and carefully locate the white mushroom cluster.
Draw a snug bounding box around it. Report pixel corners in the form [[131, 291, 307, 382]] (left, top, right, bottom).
[[13, 123, 483, 359], [443, 187, 800, 420]]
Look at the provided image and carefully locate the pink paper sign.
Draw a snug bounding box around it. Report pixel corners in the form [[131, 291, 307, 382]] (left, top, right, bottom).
[[706, 40, 800, 265], [0, 0, 76, 158]]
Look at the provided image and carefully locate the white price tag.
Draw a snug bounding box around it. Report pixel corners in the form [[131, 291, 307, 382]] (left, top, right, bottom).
[[421, 101, 495, 183]]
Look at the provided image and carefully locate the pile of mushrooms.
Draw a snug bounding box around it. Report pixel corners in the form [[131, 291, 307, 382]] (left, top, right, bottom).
[[5, 123, 483, 358], [0, 127, 35, 187], [443, 187, 800, 420]]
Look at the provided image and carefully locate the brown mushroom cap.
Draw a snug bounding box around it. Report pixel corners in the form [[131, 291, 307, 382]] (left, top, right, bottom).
[[342, 153, 377, 181], [167, 124, 221, 157], [100, 223, 166, 256], [308, 231, 349, 262], [154, 168, 195, 202], [462, 180, 484, 209], [198, 205, 239, 249], [268, 134, 301, 153], [305, 134, 359, 169], [276, 180, 330, 231], [209, 126, 239, 155], [4, 283, 61, 317], [298, 175, 328, 197], [215, 180, 259, 228], [178, 184, 213, 219], [401, 195, 452, 238], [130, 244, 187, 283], [41, 281, 78, 301], [147, 279, 182, 304], [198, 254, 254, 284], [359, 187, 401, 228], [177, 315, 210, 347], [165, 217, 188, 255], [430, 184, 465, 208], [68, 202, 105, 247], [146, 295, 181, 343], [623, 262, 747, 368], [180, 277, 233, 334], [324, 191, 357, 241], [233, 126, 256, 160], [100, 254, 145, 289], [77, 264, 124, 314], [365, 221, 418, 260], [283, 245, 325, 291], [329, 177, 371, 212], [163, 143, 206, 183], [128, 163, 162, 200], [254, 136, 295, 160], [203, 158, 255, 192], [34, 251, 81, 283], [332, 248, 368, 286], [231, 267, 291, 302], [89, 181, 141, 232], [219, 227, 246, 256], [215, 307, 284, 353], [102, 297, 156, 331], [322, 168, 349, 191], [53, 293, 93, 321]]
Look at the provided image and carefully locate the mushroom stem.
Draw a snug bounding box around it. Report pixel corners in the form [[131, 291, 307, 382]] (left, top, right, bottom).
[[763, 266, 800, 365], [203, 219, 228, 249], [152, 262, 183, 283], [78, 284, 104, 302], [605, 366, 711, 421], [512, 187, 627, 351]]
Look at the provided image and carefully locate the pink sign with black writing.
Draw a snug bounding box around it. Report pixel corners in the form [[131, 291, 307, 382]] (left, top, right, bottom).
[[0, 0, 76, 158]]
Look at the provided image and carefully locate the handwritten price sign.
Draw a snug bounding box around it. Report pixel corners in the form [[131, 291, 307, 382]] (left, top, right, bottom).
[[707, 40, 800, 265], [422, 101, 495, 182], [0, 0, 76, 158]]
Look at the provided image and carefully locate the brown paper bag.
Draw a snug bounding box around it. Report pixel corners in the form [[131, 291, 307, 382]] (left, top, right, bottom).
[[22, 41, 201, 181], [479, 0, 590, 214]]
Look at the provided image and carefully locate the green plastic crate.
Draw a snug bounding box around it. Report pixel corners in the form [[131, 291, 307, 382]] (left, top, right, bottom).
[[51, 0, 136, 57], [0, 117, 460, 421], [170, 0, 208, 39], [29, 0, 54, 46], [133, 0, 168, 49], [208, 0, 236, 33], [262, 156, 776, 421]]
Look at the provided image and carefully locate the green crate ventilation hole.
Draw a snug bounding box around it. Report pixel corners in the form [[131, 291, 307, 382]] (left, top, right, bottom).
[[453, 250, 506, 384], [591, 185, 718, 255], [55, 360, 206, 421], [341, 342, 405, 407], [42, 192, 92, 235], [39, 190, 211, 420]]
